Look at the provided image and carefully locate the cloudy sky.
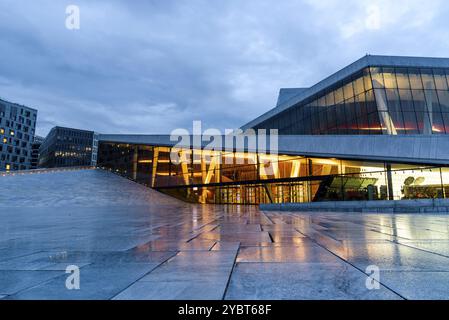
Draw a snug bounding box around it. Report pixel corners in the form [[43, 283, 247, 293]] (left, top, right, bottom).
[[1, 0, 449, 136]]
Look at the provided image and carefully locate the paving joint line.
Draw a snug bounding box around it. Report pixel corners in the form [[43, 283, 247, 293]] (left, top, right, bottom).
[[294, 228, 408, 300]]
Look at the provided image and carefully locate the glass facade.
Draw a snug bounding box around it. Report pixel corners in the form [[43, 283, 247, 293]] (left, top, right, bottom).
[[0, 99, 37, 171], [39, 127, 98, 168], [253, 67, 449, 135], [98, 142, 449, 205]]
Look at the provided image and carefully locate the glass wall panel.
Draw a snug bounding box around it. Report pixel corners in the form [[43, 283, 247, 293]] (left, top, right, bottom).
[[398, 89, 415, 112], [409, 69, 424, 90], [354, 77, 365, 95], [437, 90, 449, 113], [367, 93, 382, 134], [432, 111, 446, 134], [395, 68, 411, 89], [411, 89, 427, 113], [371, 67, 384, 88], [421, 69, 436, 90], [334, 87, 344, 104], [343, 82, 354, 100], [402, 112, 419, 134], [441, 167, 449, 197], [385, 88, 405, 134], [365, 90, 378, 113], [363, 68, 373, 91], [254, 66, 449, 136], [355, 92, 369, 133], [335, 97, 347, 134], [345, 97, 358, 133], [390, 164, 444, 200], [382, 68, 397, 88], [433, 69, 448, 90]]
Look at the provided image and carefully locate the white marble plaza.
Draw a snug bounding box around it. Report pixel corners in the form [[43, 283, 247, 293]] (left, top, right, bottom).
[[1, 169, 449, 300]]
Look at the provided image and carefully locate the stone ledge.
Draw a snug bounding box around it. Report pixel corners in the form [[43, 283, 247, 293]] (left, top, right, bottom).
[[260, 199, 449, 213]]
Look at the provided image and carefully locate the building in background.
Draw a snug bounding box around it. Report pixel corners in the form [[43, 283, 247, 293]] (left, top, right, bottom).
[[30, 135, 44, 170], [39, 126, 99, 168], [0, 98, 37, 171]]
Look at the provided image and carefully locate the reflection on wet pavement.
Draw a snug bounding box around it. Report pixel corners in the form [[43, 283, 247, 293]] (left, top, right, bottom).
[[1, 169, 449, 300]]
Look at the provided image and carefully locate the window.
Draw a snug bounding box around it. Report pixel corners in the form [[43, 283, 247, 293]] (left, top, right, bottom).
[[433, 69, 448, 90], [353, 76, 365, 96], [395, 68, 411, 89], [398, 89, 415, 112], [409, 70, 424, 90], [421, 69, 436, 90], [437, 91, 449, 113], [382, 68, 397, 88], [371, 67, 385, 88], [343, 82, 354, 100]]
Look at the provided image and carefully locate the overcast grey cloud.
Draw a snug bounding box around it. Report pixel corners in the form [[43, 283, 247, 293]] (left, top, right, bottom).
[[1, 0, 449, 136]]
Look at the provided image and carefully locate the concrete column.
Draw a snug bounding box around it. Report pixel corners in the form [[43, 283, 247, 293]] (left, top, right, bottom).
[[386, 163, 394, 200], [151, 148, 159, 188]]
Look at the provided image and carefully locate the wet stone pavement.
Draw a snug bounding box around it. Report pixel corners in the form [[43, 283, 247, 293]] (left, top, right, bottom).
[[1, 169, 449, 300]]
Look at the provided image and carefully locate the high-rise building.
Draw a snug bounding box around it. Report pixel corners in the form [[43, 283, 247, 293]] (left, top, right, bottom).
[[0, 98, 37, 171], [39, 126, 99, 168]]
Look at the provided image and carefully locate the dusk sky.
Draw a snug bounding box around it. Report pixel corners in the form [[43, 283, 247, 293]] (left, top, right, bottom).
[[1, 0, 449, 137]]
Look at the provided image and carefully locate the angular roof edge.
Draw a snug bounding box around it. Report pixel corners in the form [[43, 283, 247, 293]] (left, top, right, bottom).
[[98, 134, 449, 165], [0, 98, 38, 112], [241, 54, 449, 130]]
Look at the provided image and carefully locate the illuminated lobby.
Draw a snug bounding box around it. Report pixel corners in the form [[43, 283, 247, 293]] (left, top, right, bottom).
[[97, 55, 449, 206]]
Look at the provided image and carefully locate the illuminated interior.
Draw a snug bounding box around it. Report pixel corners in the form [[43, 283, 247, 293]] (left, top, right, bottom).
[[253, 67, 449, 135], [98, 142, 449, 204]]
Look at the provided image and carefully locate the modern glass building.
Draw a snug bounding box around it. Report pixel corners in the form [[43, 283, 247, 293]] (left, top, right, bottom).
[[0, 98, 38, 171], [97, 135, 449, 205], [87, 56, 449, 205], [39, 126, 99, 168], [243, 56, 449, 135]]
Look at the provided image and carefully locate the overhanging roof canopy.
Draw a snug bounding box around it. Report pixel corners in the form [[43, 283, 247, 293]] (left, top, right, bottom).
[[99, 134, 449, 165]]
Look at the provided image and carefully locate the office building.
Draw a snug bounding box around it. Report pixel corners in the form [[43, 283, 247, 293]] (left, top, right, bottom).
[[0, 98, 37, 171], [39, 126, 99, 168]]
